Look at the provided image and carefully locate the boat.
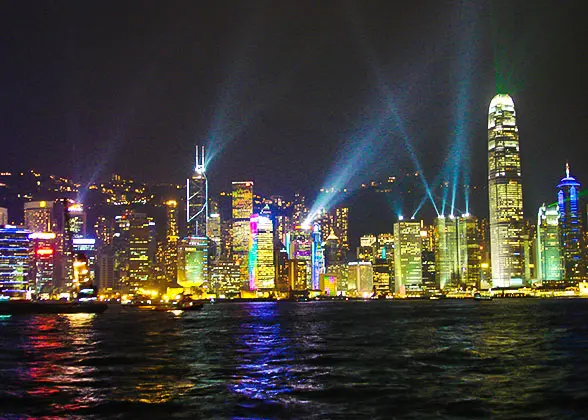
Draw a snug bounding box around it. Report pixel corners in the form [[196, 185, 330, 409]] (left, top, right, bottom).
[[0, 300, 108, 315], [137, 301, 204, 312], [473, 292, 493, 301]]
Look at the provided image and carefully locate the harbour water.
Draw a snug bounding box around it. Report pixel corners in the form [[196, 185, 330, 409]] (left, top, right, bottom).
[[1, 299, 588, 419]]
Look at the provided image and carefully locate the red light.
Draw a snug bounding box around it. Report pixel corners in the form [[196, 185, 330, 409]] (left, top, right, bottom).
[[36, 248, 54, 256]]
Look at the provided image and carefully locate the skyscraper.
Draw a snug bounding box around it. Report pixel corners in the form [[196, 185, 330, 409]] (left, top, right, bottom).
[[232, 181, 254, 287], [393, 219, 422, 295], [164, 200, 179, 284], [434, 216, 458, 289], [187, 146, 208, 237], [249, 210, 275, 290], [0, 226, 30, 299], [557, 164, 584, 282], [488, 94, 524, 287], [127, 212, 150, 293], [536, 203, 563, 282], [24, 201, 55, 233]]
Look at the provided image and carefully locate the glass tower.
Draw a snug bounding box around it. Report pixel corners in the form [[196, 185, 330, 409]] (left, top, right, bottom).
[[187, 146, 208, 237], [557, 164, 584, 282], [536, 203, 563, 282], [487, 94, 524, 287], [393, 220, 422, 295]]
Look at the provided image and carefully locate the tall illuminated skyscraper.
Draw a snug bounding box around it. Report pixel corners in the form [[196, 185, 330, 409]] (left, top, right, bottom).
[[434, 216, 458, 289], [232, 181, 254, 286], [164, 200, 179, 284], [457, 214, 481, 289], [249, 208, 275, 290], [393, 219, 422, 295], [207, 198, 221, 260], [557, 164, 584, 282], [187, 146, 208, 237], [536, 203, 563, 282], [487, 94, 524, 287], [127, 212, 150, 293]]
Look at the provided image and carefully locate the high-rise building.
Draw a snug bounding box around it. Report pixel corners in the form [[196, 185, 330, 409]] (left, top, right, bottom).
[[311, 223, 325, 290], [24, 200, 54, 233], [557, 164, 584, 282], [211, 259, 241, 297], [187, 146, 208, 237], [232, 182, 254, 220], [207, 198, 221, 260], [287, 259, 309, 292], [127, 212, 150, 293], [29, 232, 56, 294], [177, 236, 209, 292], [249, 210, 275, 290], [487, 93, 525, 287], [536, 203, 563, 282], [164, 200, 179, 284], [434, 216, 459, 289], [232, 181, 253, 287], [286, 225, 312, 289], [0, 225, 30, 299], [348, 261, 373, 296], [333, 207, 349, 260], [457, 214, 481, 289], [393, 219, 422, 295]]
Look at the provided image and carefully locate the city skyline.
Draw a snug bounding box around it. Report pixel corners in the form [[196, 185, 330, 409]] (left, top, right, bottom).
[[0, 1, 586, 217]]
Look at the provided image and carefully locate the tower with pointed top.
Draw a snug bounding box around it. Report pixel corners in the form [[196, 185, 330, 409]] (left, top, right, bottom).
[[557, 163, 584, 282], [187, 146, 208, 237], [487, 94, 525, 288]]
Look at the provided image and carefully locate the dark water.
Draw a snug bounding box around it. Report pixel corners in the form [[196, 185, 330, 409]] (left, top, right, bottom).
[[2, 300, 588, 419]]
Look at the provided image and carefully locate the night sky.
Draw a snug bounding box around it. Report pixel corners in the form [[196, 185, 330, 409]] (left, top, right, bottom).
[[1, 1, 587, 219]]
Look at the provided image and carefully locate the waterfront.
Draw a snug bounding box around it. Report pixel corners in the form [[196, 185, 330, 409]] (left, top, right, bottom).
[[1, 300, 588, 419]]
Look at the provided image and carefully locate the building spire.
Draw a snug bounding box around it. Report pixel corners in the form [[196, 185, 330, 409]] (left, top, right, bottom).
[[566, 161, 570, 179]]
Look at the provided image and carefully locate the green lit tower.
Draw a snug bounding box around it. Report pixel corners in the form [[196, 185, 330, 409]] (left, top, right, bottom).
[[487, 94, 524, 288], [536, 203, 563, 282]]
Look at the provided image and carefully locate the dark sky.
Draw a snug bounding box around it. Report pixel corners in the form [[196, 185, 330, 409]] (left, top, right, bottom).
[[1, 0, 587, 219]]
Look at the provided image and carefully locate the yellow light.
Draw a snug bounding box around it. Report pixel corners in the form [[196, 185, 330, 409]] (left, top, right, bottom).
[[40, 201, 46, 208], [481, 263, 489, 269]]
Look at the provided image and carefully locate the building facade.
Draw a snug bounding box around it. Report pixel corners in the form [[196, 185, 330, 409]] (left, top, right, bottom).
[[487, 94, 525, 287]]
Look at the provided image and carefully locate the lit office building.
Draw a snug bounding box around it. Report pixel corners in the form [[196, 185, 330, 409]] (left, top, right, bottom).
[[537, 204, 563, 282], [333, 206, 350, 260], [286, 225, 312, 289], [232, 181, 253, 286], [435, 216, 459, 289], [394, 219, 422, 295], [487, 94, 525, 287], [211, 259, 241, 297], [0, 226, 31, 299], [0, 208, 7, 225], [187, 146, 208, 237], [29, 232, 56, 295], [358, 234, 377, 263], [311, 223, 325, 290], [127, 212, 150, 293], [457, 214, 481, 289], [287, 259, 308, 292], [557, 164, 584, 282], [94, 216, 114, 249], [67, 203, 86, 238], [373, 258, 391, 294], [177, 236, 209, 292], [164, 200, 179, 284], [73, 238, 97, 280], [249, 210, 275, 290], [348, 261, 373, 296], [24, 200, 54, 233], [207, 198, 221, 260]]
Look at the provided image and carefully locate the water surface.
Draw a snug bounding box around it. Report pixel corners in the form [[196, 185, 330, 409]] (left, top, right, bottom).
[[1, 299, 588, 419]]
